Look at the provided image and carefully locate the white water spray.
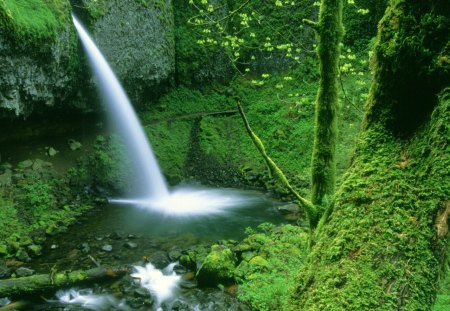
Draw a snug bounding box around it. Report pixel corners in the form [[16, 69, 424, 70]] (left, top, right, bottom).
[[73, 15, 169, 199], [73, 16, 259, 215]]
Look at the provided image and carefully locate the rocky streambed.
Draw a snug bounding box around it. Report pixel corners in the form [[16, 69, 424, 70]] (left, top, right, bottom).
[[0, 193, 298, 310]]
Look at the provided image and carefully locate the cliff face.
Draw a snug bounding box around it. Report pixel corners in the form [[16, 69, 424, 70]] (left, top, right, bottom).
[[87, 0, 175, 106], [0, 1, 81, 118], [0, 0, 175, 118]]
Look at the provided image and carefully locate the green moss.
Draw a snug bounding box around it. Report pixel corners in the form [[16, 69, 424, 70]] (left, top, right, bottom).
[[0, 0, 70, 43], [196, 245, 237, 286]]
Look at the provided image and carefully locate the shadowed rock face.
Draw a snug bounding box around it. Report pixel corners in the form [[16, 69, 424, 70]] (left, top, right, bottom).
[[90, 0, 175, 107]]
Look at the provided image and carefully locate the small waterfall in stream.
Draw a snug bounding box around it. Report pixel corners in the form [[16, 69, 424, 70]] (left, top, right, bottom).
[[73, 16, 259, 216], [72, 15, 169, 199]]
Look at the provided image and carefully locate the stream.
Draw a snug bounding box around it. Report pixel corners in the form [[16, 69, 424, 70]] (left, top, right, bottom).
[[17, 190, 286, 310]]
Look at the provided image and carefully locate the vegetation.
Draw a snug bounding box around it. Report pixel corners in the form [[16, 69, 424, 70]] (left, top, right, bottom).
[[0, 0, 70, 43]]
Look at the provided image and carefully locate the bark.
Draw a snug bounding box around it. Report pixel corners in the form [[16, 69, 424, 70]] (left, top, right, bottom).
[[289, 0, 450, 309], [0, 266, 129, 298], [308, 0, 343, 207]]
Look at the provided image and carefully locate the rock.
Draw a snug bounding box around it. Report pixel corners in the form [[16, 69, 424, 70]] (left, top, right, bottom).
[[17, 160, 33, 169], [0, 297, 11, 307], [168, 248, 182, 261], [0, 169, 12, 186], [46, 147, 59, 157], [148, 251, 169, 269], [101, 245, 113, 252], [0, 266, 11, 279], [80, 243, 90, 253], [110, 231, 125, 240], [124, 242, 138, 249], [134, 287, 150, 298], [15, 267, 35, 277], [31, 159, 52, 171], [50, 244, 58, 250], [277, 203, 300, 215], [90, 0, 175, 105], [0, 0, 83, 118], [27, 244, 42, 257], [68, 139, 82, 150], [179, 279, 197, 289], [196, 245, 237, 286]]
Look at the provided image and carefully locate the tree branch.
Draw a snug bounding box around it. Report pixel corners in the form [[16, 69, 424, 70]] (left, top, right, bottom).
[[302, 19, 319, 31], [237, 102, 317, 227]]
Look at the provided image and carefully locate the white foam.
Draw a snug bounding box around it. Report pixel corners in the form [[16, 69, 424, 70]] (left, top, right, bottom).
[[57, 288, 130, 310], [131, 262, 181, 307]]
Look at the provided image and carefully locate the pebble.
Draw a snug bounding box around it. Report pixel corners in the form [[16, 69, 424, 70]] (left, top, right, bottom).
[[124, 242, 138, 249], [101, 245, 113, 252]]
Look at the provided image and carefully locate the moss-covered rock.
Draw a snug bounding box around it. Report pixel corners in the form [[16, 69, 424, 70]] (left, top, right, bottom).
[[196, 244, 237, 286], [0, 0, 83, 117]]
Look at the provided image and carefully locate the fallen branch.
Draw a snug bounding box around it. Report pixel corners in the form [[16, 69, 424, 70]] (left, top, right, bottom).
[[237, 102, 317, 227], [0, 266, 130, 298]]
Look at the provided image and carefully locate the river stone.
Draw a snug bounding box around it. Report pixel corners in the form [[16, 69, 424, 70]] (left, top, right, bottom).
[[148, 251, 169, 269], [0, 266, 11, 279], [101, 245, 113, 252], [80, 242, 90, 253], [17, 160, 33, 169], [0, 169, 12, 186], [68, 139, 82, 150], [124, 242, 138, 249], [15, 267, 35, 277]]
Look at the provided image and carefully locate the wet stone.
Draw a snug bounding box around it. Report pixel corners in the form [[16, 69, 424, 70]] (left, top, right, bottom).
[[80, 242, 90, 253], [110, 231, 125, 240], [0, 266, 11, 279], [101, 245, 113, 252], [15, 267, 35, 277], [124, 242, 138, 249], [134, 287, 150, 298]]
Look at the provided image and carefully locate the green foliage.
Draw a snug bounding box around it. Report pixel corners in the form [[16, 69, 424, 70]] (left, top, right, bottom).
[[236, 224, 309, 310], [0, 0, 70, 43]]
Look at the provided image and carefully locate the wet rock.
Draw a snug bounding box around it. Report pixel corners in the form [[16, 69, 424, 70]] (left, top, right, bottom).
[[148, 251, 169, 269], [124, 242, 138, 249], [80, 242, 90, 253], [0, 297, 11, 307], [171, 299, 192, 310], [110, 231, 125, 240], [179, 279, 198, 289], [17, 160, 33, 169], [134, 287, 150, 298], [68, 139, 82, 151], [31, 159, 52, 171], [127, 234, 137, 239], [196, 245, 237, 286], [0, 266, 11, 279], [168, 248, 182, 261], [101, 245, 113, 252], [46, 147, 59, 157], [277, 203, 300, 214], [15, 267, 35, 277], [50, 244, 58, 249], [0, 169, 12, 186], [27, 244, 42, 257]]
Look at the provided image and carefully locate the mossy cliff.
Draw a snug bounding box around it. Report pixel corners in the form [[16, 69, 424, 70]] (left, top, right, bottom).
[[0, 0, 81, 117], [73, 0, 175, 106], [288, 0, 449, 309]]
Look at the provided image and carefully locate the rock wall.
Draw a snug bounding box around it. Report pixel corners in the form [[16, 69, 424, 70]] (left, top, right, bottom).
[[86, 0, 175, 106], [0, 1, 81, 118]]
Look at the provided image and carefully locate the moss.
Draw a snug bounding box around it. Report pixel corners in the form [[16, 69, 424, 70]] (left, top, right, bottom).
[[0, 0, 70, 44], [196, 244, 237, 286], [288, 0, 450, 306]]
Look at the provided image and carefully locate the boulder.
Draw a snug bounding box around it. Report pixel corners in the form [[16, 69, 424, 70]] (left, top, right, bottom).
[[196, 245, 237, 286]]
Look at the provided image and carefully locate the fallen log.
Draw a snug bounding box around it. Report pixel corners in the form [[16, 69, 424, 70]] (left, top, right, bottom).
[[0, 266, 130, 298]]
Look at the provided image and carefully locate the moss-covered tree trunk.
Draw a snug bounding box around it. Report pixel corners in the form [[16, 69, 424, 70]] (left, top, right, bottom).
[[289, 0, 449, 309], [308, 0, 343, 207]]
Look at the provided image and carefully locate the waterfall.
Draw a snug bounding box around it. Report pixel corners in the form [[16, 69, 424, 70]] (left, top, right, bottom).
[[72, 15, 169, 199]]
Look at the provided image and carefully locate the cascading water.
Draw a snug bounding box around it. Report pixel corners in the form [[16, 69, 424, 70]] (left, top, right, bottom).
[[72, 15, 169, 199], [73, 16, 259, 215]]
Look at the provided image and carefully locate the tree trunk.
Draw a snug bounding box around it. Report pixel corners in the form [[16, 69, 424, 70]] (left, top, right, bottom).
[[289, 0, 450, 309], [0, 266, 129, 298], [309, 0, 343, 208]]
